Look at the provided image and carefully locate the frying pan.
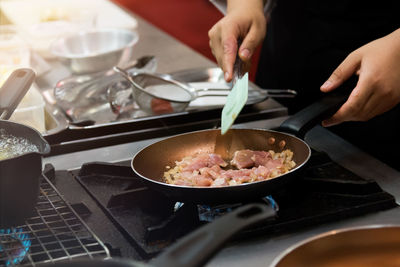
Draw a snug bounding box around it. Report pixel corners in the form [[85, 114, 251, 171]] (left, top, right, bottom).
[[131, 78, 355, 204], [38, 203, 275, 267], [270, 224, 400, 267], [132, 128, 309, 204]]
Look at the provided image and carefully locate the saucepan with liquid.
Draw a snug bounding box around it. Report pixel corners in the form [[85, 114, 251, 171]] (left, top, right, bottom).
[[0, 69, 51, 227]]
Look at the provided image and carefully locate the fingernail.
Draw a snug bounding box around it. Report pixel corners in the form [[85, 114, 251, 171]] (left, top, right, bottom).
[[240, 49, 251, 59], [322, 119, 337, 127], [321, 80, 332, 90], [224, 72, 229, 81], [321, 120, 330, 127]]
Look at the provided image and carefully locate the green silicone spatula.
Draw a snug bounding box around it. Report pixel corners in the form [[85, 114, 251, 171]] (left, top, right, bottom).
[[221, 53, 248, 135]]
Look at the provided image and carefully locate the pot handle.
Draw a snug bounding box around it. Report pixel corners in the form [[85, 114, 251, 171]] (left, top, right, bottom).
[[0, 68, 36, 120], [149, 203, 275, 267], [278, 76, 358, 138]]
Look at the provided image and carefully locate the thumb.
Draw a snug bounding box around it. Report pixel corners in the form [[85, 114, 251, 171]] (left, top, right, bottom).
[[320, 51, 361, 92]]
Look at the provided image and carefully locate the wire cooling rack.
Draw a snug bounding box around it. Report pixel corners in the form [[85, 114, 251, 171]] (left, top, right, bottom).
[[0, 174, 110, 266]]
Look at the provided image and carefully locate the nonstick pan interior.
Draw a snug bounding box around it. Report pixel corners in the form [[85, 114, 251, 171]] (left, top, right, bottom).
[[131, 128, 311, 204]]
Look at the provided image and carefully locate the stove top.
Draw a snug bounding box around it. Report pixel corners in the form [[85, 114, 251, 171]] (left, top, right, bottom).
[[0, 170, 109, 266], [71, 150, 397, 259]]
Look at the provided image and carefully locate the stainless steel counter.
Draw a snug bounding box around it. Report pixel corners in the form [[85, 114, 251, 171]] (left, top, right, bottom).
[[38, 9, 216, 90]]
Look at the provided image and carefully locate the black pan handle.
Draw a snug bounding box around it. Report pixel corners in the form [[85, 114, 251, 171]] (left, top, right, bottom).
[[278, 76, 358, 138], [149, 203, 275, 267]]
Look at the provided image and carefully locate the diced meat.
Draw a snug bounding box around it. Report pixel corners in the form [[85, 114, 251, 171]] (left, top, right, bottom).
[[181, 153, 227, 172], [212, 177, 228, 186], [209, 153, 228, 167], [199, 165, 222, 180], [173, 178, 194, 186], [193, 175, 213, 187], [164, 149, 296, 187], [253, 166, 270, 179], [264, 158, 284, 170], [231, 149, 255, 169], [251, 151, 272, 167], [231, 149, 272, 169]]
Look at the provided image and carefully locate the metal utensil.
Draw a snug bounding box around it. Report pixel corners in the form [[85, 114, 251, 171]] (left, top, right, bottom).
[[114, 68, 297, 115], [54, 56, 156, 125], [50, 28, 139, 73], [170, 67, 297, 99], [55, 56, 156, 98], [0, 69, 36, 120], [114, 67, 234, 115]]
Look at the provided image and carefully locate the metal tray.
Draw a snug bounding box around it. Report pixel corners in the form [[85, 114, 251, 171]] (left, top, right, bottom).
[[43, 67, 269, 132], [39, 67, 287, 155]]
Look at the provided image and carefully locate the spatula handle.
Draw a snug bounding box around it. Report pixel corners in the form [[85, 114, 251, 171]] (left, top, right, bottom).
[[232, 38, 244, 85]]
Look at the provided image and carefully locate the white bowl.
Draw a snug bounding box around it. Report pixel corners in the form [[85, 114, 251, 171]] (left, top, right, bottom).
[[50, 28, 139, 73]]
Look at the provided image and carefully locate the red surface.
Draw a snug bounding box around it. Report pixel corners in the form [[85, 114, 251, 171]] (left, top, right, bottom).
[[113, 0, 260, 81]]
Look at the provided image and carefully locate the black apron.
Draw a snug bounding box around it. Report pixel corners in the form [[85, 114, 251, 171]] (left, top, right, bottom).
[[255, 0, 400, 169]]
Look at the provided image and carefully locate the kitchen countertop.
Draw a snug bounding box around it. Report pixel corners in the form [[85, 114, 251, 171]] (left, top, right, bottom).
[[30, 2, 285, 143], [37, 4, 217, 88]]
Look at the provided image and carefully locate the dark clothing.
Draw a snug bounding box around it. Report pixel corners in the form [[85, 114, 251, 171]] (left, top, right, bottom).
[[255, 0, 400, 169]]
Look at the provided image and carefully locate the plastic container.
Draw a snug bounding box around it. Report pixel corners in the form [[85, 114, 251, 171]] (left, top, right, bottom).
[[0, 27, 46, 133], [0, 70, 46, 133], [0, 25, 30, 67], [9, 85, 46, 133]]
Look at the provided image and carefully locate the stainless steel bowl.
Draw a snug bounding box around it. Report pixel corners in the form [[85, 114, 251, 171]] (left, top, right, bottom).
[[50, 29, 139, 73]]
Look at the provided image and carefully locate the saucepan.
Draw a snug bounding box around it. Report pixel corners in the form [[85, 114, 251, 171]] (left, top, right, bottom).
[[0, 69, 51, 227], [271, 225, 400, 267], [39, 203, 276, 267], [131, 77, 356, 204], [113, 67, 297, 115]]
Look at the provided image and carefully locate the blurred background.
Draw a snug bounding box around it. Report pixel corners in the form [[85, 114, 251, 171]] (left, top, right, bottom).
[[0, 0, 261, 133]]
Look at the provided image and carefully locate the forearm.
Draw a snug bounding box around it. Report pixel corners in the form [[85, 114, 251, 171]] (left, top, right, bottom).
[[210, 0, 273, 15], [227, 0, 264, 14]]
